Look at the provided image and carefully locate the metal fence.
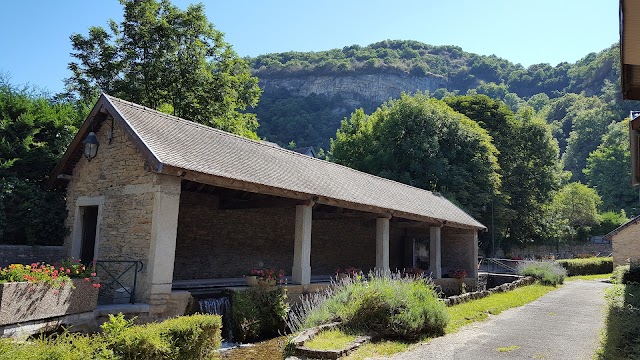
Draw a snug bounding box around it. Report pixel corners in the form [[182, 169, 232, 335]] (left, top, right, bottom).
[[95, 260, 143, 305]]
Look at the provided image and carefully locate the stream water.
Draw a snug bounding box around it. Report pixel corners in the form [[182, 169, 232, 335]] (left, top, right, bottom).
[[198, 296, 234, 342]]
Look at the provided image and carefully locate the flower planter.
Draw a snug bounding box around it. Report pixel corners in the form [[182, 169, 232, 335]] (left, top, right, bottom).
[[0, 279, 99, 326], [245, 276, 259, 287]]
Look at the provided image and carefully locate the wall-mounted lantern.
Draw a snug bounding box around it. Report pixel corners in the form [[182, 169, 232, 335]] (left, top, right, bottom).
[[82, 132, 100, 161]]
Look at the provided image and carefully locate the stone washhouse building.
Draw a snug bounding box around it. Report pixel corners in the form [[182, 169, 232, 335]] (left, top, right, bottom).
[[49, 94, 485, 319], [604, 217, 640, 267]]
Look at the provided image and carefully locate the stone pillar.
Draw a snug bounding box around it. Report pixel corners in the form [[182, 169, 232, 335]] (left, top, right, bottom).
[[292, 204, 312, 285], [430, 226, 442, 279], [471, 230, 479, 279], [146, 175, 181, 315], [376, 218, 390, 271]]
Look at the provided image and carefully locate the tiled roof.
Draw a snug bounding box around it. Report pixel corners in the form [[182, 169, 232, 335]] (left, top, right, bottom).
[[603, 216, 640, 240], [55, 94, 485, 230]]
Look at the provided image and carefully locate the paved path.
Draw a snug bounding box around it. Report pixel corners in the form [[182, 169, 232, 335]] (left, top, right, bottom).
[[389, 280, 611, 360]]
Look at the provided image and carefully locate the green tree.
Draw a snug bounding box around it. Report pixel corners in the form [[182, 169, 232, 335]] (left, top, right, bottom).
[[331, 93, 500, 219], [551, 182, 602, 242], [563, 106, 616, 183], [592, 210, 628, 236], [0, 77, 86, 245], [445, 96, 561, 251], [584, 118, 638, 215], [66, 0, 261, 138]]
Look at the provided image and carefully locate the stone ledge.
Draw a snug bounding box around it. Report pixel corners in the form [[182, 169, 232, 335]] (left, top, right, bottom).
[[95, 303, 150, 317], [0, 311, 95, 338], [288, 322, 372, 359]]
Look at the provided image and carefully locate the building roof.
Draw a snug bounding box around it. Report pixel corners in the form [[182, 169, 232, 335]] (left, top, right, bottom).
[[50, 94, 485, 230], [294, 146, 316, 157], [621, 0, 640, 99], [604, 216, 640, 240]]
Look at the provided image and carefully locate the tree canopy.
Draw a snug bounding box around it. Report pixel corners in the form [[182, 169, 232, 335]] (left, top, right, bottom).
[[444, 95, 561, 251], [330, 93, 500, 219], [66, 0, 261, 138], [0, 77, 86, 245], [550, 182, 602, 243], [585, 118, 638, 214]]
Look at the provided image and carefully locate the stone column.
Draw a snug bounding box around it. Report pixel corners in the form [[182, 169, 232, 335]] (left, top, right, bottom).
[[430, 226, 442, 279], [376, 218, 390, 271], [471, 230, 479, 279], [292, 204, 312, 285], [146, 175, 181, 315]]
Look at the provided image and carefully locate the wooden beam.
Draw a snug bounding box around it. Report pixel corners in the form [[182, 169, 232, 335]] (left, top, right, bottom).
[[161, 166, 484, 230], [219, 198, 304, 210], [393, 221, 441, 229], [312, 212, 382, 220], [162, 164, 312, 202]]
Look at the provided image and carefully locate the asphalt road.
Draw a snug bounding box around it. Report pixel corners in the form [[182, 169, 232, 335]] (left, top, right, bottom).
[[389, 280, 611, 360]]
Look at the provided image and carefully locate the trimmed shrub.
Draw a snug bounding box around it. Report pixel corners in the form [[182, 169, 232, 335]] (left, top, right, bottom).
[[300, 272, 448, 341], [0, 313, 221, 360], [231, 287, 288, 343], [613, 262, 640, 284], [556, 257, 613, 276], [0, 332, 114, 360], [108, 314, 222, 359], [517, 261, 566, 286]]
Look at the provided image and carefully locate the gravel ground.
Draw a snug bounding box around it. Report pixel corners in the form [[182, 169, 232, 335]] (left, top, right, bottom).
[[388, 280, 611, 360]]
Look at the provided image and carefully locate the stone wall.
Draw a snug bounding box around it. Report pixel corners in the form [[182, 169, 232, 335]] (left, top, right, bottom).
[[64, 119, 165, 302], [174, 191, 408, 280], [441, 227, 476, 277], [0, 245, 67, 267], [506, 243, 612, 260], [611, 223, 640, 266]]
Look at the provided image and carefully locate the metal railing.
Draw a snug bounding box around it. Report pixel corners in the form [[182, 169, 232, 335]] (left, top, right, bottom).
[[480, 258, 537, 274], [95, 260, 143, 305]]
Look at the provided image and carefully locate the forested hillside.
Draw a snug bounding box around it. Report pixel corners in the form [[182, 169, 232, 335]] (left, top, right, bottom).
[[249, 40, 623, 150], [249, 40, 640, 251]]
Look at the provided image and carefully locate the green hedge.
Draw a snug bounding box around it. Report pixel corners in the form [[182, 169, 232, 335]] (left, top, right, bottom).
[[0, 313, 222, 360], [108, 314, 222, 359], [231, 287, 288, 343], [613, 263, 640, 284], [556, 257, 613, 276]]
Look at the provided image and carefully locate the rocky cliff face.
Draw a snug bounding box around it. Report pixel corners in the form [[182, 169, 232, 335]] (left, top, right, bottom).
[[258, 72, 447, 108]]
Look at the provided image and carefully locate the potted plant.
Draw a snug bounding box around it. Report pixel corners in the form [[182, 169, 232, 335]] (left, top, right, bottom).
[[450, 269, 467, 280], [244, 269, 261, 287], [245, 268, 285, 287], [335, 267, 361, 281]]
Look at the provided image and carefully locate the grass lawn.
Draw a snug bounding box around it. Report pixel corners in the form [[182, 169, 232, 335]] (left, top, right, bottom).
[[344, 283, 557, 359], [565, 273, 612, 282], [304, 329, 356, 350], [595, 283, 640, 359]]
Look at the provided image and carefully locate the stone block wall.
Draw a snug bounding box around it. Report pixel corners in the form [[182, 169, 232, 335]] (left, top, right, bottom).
[[174, 191, 405, 280], [64, 119, 164, 302], [174, 192, 296, 280], [441, 227, 476, 277], [0, 245, 67, 267], [612, 223, 640, 266], [506, 243, 612, 260]]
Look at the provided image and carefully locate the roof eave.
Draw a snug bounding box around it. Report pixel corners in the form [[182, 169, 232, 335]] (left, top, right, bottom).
[[47, 93, 164, 189]]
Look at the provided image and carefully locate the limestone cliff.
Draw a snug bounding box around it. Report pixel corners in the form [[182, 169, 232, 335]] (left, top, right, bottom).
[[258, 72, 447, 108]]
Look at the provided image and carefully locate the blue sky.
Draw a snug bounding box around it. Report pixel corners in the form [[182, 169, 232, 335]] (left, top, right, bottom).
[[0, 0, 619, 94]]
